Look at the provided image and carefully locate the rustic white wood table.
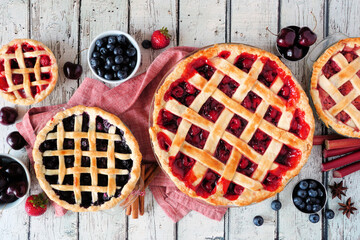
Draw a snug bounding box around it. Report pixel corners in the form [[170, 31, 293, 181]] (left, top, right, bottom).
[[0, 0, 360, 239]]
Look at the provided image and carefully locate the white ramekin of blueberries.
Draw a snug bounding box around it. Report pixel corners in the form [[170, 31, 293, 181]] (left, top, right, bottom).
[[88, 30, 141, 84]]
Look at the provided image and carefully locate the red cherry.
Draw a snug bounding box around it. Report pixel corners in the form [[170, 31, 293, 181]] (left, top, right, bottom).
[[285, 45, 305, 61], [239, 158, 249, 169], [40, 55, 51, 66], [63, 62, 83, 79], [298, 27, 317, 47], [0, 107, 18, 125], [277, 28, 296, 48], [230, 118, 241, 129]]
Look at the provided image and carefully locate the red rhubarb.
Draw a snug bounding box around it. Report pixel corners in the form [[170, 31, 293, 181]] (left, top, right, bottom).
[[322, 150, 360, 172], [333, 162, 360, 178], [323, 146, 360, 158], [313, 134, 342, 145], [325, 138, 360, 150]]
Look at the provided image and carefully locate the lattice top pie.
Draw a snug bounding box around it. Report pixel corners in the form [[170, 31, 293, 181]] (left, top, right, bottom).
[[311, 38, 360, 138], [33, 106, 142, 212], [149, 43, 314, 206], [0, 39, 58, 105]]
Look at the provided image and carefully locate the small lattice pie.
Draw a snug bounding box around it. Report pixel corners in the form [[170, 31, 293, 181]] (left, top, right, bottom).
[[311, 38, 360, 138], [33, 106, 142, 212], [0, 39, 58, 105], [149, 43, 314, 206]]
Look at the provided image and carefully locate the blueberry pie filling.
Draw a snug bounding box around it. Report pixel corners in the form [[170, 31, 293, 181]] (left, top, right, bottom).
[[33, 106, 141, 212]]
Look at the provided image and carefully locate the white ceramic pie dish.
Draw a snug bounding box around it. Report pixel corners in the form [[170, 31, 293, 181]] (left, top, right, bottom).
[[87, 30, 141, 84], [0, 154, 31, 211]]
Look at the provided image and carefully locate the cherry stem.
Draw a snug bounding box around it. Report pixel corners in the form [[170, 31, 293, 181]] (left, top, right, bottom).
[[311, 11, 317, 32], [266, 27, 278, 36], [73, 48, 88, 63]]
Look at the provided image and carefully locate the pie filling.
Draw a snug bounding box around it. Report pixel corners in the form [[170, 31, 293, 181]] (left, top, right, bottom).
[[157, 52, 310, 200], [317, 47, 360, 126], [0, 42, 54, 99], [39, 113, 133, 208]]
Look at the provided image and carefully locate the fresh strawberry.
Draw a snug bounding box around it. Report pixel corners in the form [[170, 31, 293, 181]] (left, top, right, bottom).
[[25, 193, 48, 216], [151, 27, 171, 49]]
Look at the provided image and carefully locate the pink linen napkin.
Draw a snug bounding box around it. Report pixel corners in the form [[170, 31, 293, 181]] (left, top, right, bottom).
[[16, 46, 228, 221]]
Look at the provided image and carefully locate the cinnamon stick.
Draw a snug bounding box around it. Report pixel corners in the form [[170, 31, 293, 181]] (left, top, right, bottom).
[[126, 205, 131, 215], [322, 150, 360, 171], [313, 134, 343, 145], [333, 161, 360, 178], [144, 164, 157, 180], [325, 138, 360, 150], [140, 165, 145, 216], [131, 197, 139, 219], [144, 166, 160, 190], [323, 146, 360, 158]]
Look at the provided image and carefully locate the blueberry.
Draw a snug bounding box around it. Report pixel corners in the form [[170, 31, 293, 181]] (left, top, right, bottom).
[[113, 72, 119, 80], [99, 47, 109, 56], [253, 216, 264, 226], [129, 59, 136, 68], [90, 58, 100, 68], [142, 40, 152, 49], [312, 204, 321, 212], [117, 70, 128, 80], [112, 65, 121, 72], [126, 47, 137, 57], [325, 209, 335, 219], [117, 35, 127, 45], [108, 36, 117, 44], [106, 43, 115, 51], [299, 202, 306, 210], [122, 66, 129, 72], [95, 38, 106, 47], [99, 55, 106, 62], [299, 180, 309, 190], [297, 189, 307, 198], [317, 188, 324, 198], [114, 55, 124, 64], [309, 180, 318, 189], [92, 51, 100, 58], [104, 64, 112, 70], [308, 189, 318, 198], [293, 197, 302, 206], [113, 47, 123, 55], [97, 68, 105, 77], [306, 204, 312, 212], [104, 73, 113, 80], [123, 57, 130, 64], [309, 213, 320, 223], [106, 57, 115, 66], [271, 200, 282, 211]]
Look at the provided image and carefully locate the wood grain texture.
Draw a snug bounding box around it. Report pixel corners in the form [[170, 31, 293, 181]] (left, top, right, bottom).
[[176, 1, 226, 239], [327, 1, 360, 239], [128, 1, 177, 238], [78, 1, 128, 239], [278, 1, 325, 239], [28, 0, 80, 239], [228, 1, 279, 239]]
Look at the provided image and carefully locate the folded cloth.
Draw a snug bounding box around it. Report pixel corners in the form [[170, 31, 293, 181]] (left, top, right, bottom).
[[16, 46, 228, 221]]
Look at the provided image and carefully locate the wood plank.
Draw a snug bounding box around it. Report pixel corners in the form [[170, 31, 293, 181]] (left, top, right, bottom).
[[176, 0, 226, 239], [278, 1, 325, 239], [327, 1, 360, 239], [29, 0, 80, 239], [78, 1, 128, 239], [0, 1, 30, 239], [127, 0, 177, 238], [227, 1, 279, 239]]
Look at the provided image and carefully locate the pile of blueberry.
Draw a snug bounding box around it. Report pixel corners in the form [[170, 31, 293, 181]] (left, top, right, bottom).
[[0, 158, 28, 203], [293, 179, 326, 214], [90, 35, 137, 81]]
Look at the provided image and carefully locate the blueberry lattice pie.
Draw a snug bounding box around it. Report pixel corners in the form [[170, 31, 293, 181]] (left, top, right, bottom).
[[149, 43, 314, 206], [33, 105, 141, 212]]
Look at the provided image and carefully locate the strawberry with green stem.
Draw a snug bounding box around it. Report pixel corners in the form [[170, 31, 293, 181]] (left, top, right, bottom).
[[25, 192, 48, 216]]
